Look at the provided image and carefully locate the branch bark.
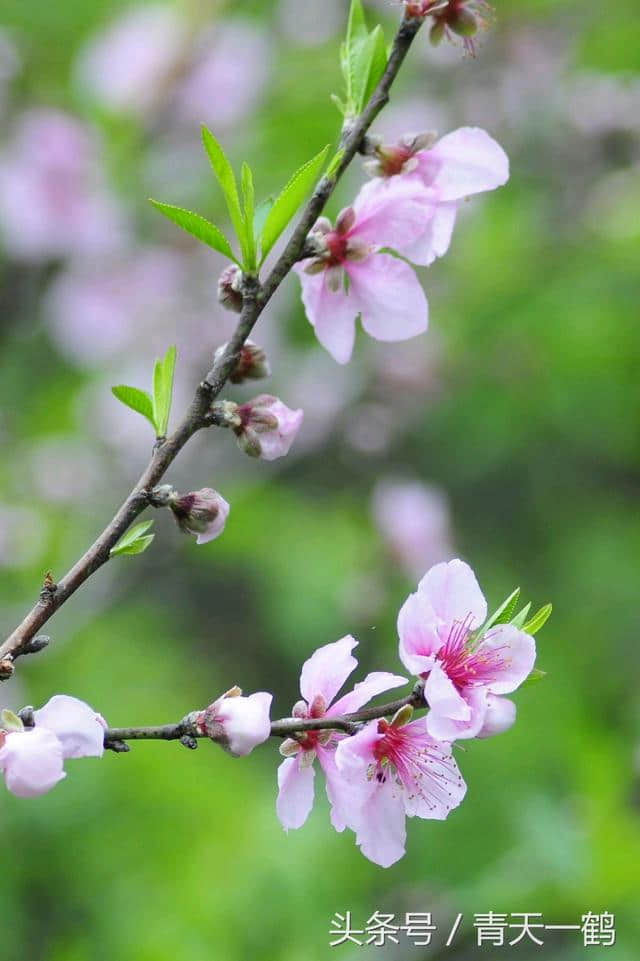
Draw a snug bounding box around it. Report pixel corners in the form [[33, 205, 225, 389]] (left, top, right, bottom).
[[103, 684, 426, 751], [0, 13, 424, 674]]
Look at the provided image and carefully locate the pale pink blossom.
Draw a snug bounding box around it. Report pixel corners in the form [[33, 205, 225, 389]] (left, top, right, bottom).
[[334, 713, 466, 867], [293, 182, 431, 364], [168, 488, 230, 545], [0, 109, 126, 262], [362, 126, 509, 265], [236, 395, 304, 461], [33, 694, 106, 759], [196, 689, 272, 757], [174, 21, 271, 129], [276, 636, 406, 832], [0, 695, 106, 798], [398, 559, 536, 740], [0, 727, 65, 798], [74, 4, 188, 116], [372, 480, 454, 580]]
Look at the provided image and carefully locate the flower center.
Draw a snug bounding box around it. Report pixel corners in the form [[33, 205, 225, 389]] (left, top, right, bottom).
[[435, 614, 507, 690]]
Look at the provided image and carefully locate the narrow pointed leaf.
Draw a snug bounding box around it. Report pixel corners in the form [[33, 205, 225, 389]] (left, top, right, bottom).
[[361, 24, 387, 108], [201, 126, 247, 259], [241, 162, 257, 271], [110, 520, 155, 557], [149, 201, 238, 263], [521, 668, 547, 689], [510, 602, 533, 629], [260, 145, 330, 262], [523, 603, 553, 636], [152, 345, 177, 437], [111, 385, 155, 429], [111, 534, 155, 557]]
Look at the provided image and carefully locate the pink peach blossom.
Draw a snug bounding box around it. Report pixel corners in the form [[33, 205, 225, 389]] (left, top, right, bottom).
[[362, 126, 509, 265], [276, 636, 406, 832], [398, 559, 536, 739], [293, 181, 432, 364], [0, 695, 106, 798], [335, 714, 466, 867]]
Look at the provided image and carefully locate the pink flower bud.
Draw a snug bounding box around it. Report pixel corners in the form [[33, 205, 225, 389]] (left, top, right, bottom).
[[226, 341, 271, 384], [169, 488, 230, 544], [235, 396, 303, 461], [196, 689, 272, 757], [217, 264, 244, 312]]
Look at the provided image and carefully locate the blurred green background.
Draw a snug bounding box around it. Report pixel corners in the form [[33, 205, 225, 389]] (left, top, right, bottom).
[[1, 1, 639, 958]]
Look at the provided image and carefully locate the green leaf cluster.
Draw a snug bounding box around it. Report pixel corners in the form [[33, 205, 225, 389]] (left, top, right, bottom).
[[336, 0, 388, 117], [151, 127, 329, 273], [110, 521, 155, 558], [112, 345, 176, 438]]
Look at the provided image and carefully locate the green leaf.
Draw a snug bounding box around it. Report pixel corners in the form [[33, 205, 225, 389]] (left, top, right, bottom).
[[111, 385, 155, 429], [521, 668, 547, 689], [476, 587, 521, 640], [152, 345, 177, 438], [510, 602, 532, 629], [260, 145, 330, 262], [253, 197, 274, 237], [1, 708, 24, 732], [110, 520, 155, 558], [149, 200, 238, 263], [341, 0, 369, 109], [326, 148, 346, 179], [201, 126, 248, 261], [361, 24, 387, 108], [241, 162, 257, 271], [523, 603, 553, 635]]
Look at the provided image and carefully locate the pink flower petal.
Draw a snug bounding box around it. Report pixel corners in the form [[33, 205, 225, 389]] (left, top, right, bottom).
[[417, 559, 487, 629], [424, 662, 470, 722], [346, 254, 428, 343], [353, 777, 407, 868], [276, 755, 315, 830], [425, 685, 487, 741], [397, 589, 442, 676], [400, 719, 467, 819], [293, 264, 358, 364], [351, 176, 436, 252], [417, 127, 509, 202], [299, 635, 359, 707], [33, 694, 105, 759], [317, 744, 355, 833], [329, 671, 407, 716], [0, 728, 65, 798], [196, 492, 230, 544], [479, 624, 537, 695], [476, 695, 516, 738], [399, 199, 458, 267]]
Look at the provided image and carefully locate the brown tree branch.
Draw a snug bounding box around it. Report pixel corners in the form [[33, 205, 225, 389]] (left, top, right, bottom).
[[0, 12, 424, 675], [102, 683, 427, 752]]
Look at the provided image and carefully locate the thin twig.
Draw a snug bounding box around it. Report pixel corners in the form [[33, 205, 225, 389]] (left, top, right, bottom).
[[0, 13, 424, 674], [103, 684, 426, 750]]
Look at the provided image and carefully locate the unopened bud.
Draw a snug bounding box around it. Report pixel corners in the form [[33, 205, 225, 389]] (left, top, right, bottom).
[[234, 395, 304, 462], [227, 341, 271, 384], [0, 659, 15, 680], [217, 264, 244, 313], [169, 487, 230, 545]]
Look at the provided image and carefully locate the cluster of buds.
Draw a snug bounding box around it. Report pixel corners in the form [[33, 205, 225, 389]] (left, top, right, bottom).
[[151, 485, 230, 545], [405, 1, 491, 51], [213, 339, 271, 384], [213, 395, 304, 461]]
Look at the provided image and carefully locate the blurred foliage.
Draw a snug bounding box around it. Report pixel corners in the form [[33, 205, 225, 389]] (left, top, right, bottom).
[[1, 1, 639, 959]]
